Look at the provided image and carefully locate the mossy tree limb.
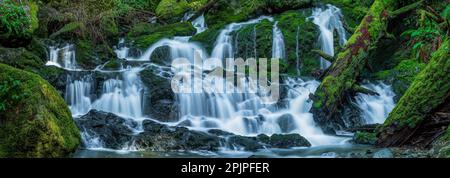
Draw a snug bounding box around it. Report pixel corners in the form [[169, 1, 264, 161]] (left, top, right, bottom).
[[376, 39, 450, 147], [312, 49, 336, 63], [310, 0, 411, 133]]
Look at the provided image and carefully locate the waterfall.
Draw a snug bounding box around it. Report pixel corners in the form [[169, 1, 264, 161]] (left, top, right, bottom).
[[132, 16, 345, 146], [211, 16, 273, 60], [92, 67, 145, 119], [272, 21, 286, 60], [192, 14, 208, 34], [310, 4, 347, 69], [355, 83, 396, 124], [115, 38, 129, 59], [66, 74, 94, 116], [46, 44, 77, 70]]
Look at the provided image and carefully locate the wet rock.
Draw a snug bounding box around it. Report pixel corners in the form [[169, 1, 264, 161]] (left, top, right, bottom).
[[373, 148, 394, 158], [208, 129, 234, 136], [135, 121, 222, 151], [177, 120, 192, 127], [140, 66, 178, 122], [227, 136, 264, 151], [266, 134, 311, 148], [277, 114, 297, 133], [76, 110, 137, 149]]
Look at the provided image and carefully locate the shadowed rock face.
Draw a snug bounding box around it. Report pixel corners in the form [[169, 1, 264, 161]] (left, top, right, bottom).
[[77, 110, 312, 152]]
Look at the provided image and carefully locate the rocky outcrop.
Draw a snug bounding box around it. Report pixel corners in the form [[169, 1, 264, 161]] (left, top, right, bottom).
[[77, 110, 312, 152]]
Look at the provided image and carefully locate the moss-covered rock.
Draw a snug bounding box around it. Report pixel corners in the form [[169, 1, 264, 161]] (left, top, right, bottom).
[[0, 47, 66, 92], [0, 63, 80, 157], [190, 27, 221, 53], [128, 22, 196, 49], [205, 0, 312, 29]]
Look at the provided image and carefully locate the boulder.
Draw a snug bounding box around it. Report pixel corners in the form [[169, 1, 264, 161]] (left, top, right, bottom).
[[76, 110, 137, 149], [277, 114, 296, 133], [0, 64, 80, 157]]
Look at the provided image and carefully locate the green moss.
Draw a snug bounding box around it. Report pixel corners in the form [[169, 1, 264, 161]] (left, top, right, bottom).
[[0, 0, 39, 46], [0, 63, 80, 157], [129, 22, 196, 49], [353, 131, 377, 145], [190, 27, 221, 52], [381, 39, 450, 130], [155, 0, 196, 22], [276, 10, 320, 77], [373, 60, 426, 99]]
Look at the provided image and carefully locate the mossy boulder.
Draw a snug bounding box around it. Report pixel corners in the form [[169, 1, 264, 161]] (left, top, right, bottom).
[[0, 47, 67, 93], [205, 0, 312, 29], [0, 63, 80, 157], [128, 22, 196, 49]]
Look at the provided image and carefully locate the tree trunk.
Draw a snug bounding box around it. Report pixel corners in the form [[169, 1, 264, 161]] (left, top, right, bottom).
[[310, 0, 400, 134], [376, 39, 450, 147]]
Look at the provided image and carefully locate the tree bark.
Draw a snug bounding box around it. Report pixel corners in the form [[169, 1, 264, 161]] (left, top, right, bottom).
[[376, 39, 450, 147], [310, 0, 416, 134]]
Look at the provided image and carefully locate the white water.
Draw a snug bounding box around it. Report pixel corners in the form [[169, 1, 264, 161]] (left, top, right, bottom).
[[115, 38, 129, 59], [46, 44, 77, 70], [310, 4, 347, 69], [272, 21, 286, 60], [192, 14, 208, 34], [211, 16, 273, 60], [52, 14, 354, 150], [130, 16, 346, 146], [92, 67, 145, 119], [66, 75, 93, 117], [355, 83, 396, 124]]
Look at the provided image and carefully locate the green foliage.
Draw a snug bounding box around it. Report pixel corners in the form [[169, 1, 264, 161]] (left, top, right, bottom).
[[0, 0, 36, 40], [354, 131, 377, 145], [382, 39, 449, 129], [0, 77, 29, 112]]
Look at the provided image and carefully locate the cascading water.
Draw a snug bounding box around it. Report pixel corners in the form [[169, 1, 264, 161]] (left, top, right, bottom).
[[66, 74, 94, 117], [272, 21, 286, 60], [310, 4, 347, 69], [92, 67, 145, 119], [355, 83, 396, 124], [46, 44, 77, 70], [115, 38, 130, 59], [130, 16, 347, 146], [192, 14, 208, 34], [51, 12, 355, 153], [211, 16, 273, 60]]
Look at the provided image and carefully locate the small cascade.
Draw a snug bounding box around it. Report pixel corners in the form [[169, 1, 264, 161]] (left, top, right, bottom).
[[355, 83, 396, 124], [138, 38, 206, 62], [92, 67, 145, 119], [272, 21, 286, 60], [211, 16, 273, 60], [115, 38, 130, 59], [66, 74, 94, 116], [46, 44, 77, 70], [310, 4, 347, 69], [192, 14, 208, 34]]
